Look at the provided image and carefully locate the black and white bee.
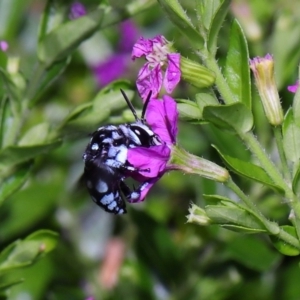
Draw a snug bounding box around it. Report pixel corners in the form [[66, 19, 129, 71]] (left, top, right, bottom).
[[82, 90, 161, 214]]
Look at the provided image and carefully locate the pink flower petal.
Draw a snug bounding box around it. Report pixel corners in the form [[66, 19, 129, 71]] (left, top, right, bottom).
[[164, 53, 181, 93], [287, 80, 299, 93], [132, 37, 153, 59], [136, 63, 163, 101], [0, 41, 8, 52], [92, 54, 129, 86], [127, 145, 171, 178], [146, 96, 178, 144], [69, 2, 86, 19]]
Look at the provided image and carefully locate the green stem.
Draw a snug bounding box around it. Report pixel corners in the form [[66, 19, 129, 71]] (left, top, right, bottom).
[[226, 177, 300, 249], [200, 51, 236, 105], [240, 131, 300, 239], [9, 63, 45, 145], [273, 126, 291, 181], [240, 131, 286, 190], [226, 178, 280, 235]]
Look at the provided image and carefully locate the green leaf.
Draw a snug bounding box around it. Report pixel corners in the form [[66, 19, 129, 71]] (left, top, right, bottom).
[[37, 0, 63, 43], [0, 140, 61, 171], [292, 65, 300, 127], [0, 68, 25, 103], [282, 109, 300, 163], [203, 102, 253, 133], [177, 99, 202, 121], [195, 93, 219, 119], [157, 0, 204, 49], [225, 236, 281, 271], [223, 20, 251, 109], [196, 0, 221, 30], [270, 225, 300, 256], [0, 276, 24, 291], [0, 162, 32, 206], [292, 162, 300, 194], [38, 7, 107, 68], [213, 145, 284, 192], [204, 195, 267, 233], [18, 123, 50, 146], [0, 181, 60, 241], [25, 230, 59, 255], [0, 230, 58, 273], [207, 0, 231, 56], [30, 57, 71, 106]]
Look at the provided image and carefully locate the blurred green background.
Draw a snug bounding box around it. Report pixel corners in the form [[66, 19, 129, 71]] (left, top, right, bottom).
[[1, 0, 300, 299]]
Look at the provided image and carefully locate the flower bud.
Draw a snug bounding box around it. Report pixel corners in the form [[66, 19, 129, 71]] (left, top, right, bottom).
[[168, 145, 230, 183], [250, 54, 283, 126], [180, 56, 215, 89], [186, 203, 211, 225]]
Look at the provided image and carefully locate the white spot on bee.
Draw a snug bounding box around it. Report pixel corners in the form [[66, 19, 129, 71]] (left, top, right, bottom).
[[97, 181, 108, 193], [91, 143, 99, 151], [119, 125, 128, 136], [83, 154, 87, 160], [91, 196, 97, 203], [101, 193, 114, 205], [108, 201, 117, 210], [112, 131, 121, 139], [106, 159, 122, 168], [118, 209, 124, 214], [131, 192, 139, 200], [108, 147, 118, 158], [102, 138, 113, 144], [116, 146, 128, 163]]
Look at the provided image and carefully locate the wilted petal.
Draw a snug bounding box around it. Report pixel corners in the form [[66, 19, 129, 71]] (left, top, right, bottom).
[[127, 145, 171, 178], [164, 53, 181, 93], [132, 37, 153, 59], [136, 64, 163, 101], [146, 96, 178, 144]]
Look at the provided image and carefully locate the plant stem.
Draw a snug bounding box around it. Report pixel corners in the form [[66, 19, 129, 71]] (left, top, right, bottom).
[[226, 177, 300, 249], [240, 130, 300, 239], [10, 63, 45, 145], [226, 178, 279, 234], [200, 51, 236, 105], [273, 126, 291, 181]]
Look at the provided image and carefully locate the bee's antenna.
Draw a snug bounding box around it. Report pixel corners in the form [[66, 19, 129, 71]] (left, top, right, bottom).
[[120, 89, 139, 121], [141, 91, 152, 120]]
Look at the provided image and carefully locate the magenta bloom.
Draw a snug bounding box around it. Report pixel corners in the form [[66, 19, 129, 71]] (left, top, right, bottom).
[[132, 35, 181, 102], [69, 2, 86, 19], [127, 95, 178, 202], [287, 80, 299, 93], [0, 41, 8, 52], [93, 20, 139, 86]]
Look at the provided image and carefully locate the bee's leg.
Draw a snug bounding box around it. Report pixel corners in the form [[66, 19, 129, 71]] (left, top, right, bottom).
[[126, 178, 159, 203]]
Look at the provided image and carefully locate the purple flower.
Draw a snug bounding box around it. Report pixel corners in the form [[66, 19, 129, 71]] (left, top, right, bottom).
[[288, 80, 299, 93], [69, 2, 86, 19], [127, 95, 178, 202], [0, 41, 8, 52], [92, 20, 139, 86], [132, 35, 181, 102]]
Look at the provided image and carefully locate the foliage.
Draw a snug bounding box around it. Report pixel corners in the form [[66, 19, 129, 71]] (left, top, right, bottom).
[[1, 0, 300, 299]]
